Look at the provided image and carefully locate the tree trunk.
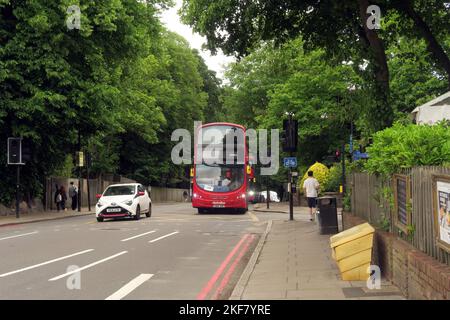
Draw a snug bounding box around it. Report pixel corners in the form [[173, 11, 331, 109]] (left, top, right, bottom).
[[357, 0, 393, 131], [397, 0, 450, 89]]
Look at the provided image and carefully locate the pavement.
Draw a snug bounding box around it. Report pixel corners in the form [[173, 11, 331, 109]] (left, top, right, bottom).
[[0, 208, 95, 227], [231, 203, 406, 300]]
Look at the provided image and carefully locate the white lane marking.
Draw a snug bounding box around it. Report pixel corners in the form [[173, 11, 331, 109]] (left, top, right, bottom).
[[0, 231, 38, 241], [48, 251, 128, 281], [148, 231, 179, 243], [121, 230, 157, 242], [105, 274, 154, 300], [0, 249, 94, 278]]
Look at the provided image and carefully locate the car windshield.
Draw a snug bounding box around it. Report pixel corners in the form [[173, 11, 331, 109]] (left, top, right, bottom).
[[104, 186, 136, 196], [196, 164, 245, 193]]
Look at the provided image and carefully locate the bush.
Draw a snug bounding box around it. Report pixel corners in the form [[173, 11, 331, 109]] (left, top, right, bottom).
[[365, 122, 450, 176], [323, 164, 341, 192], [298, 162, 329, 193]]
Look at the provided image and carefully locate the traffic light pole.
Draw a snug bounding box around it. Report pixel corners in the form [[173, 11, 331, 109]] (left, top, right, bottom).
[[86, 153, 91, 212], [341, 142, 346, 195], [78, 131, 82, 212], [16, 165, 20, 219], [289, 165, 294, 221]]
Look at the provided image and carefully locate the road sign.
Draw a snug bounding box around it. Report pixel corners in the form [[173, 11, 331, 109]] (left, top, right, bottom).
[[353, 151, 369, 161], [76, 151, 84, 167], [283, 157, 297, 168]]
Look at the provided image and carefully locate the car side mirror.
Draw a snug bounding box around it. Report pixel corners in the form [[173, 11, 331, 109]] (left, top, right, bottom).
[[96, 194, 102, 199], [138, 191, 145, 196]]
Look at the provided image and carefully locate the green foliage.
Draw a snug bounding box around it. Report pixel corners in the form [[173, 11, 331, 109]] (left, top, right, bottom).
[[365, 122, 450, 176], [323, 164, 342, 193], [0, 1, 222, 204], [298, 162, 329, 194], [406, 224, 416, 242], [52, 154, 75, 178], [343, 191, 352, 212]]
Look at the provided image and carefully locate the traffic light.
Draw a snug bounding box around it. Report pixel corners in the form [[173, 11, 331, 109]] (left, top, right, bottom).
[[282, 119, 298, 153], [21, 140, 32, 163], [7, 138, 23, 165], [335, 149, 341, 162]]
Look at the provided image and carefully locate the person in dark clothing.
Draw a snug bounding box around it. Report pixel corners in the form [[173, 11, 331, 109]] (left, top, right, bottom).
[[54, 184, 60, 211], [69, 182, 78, 211], [59, 186, 68, 211]]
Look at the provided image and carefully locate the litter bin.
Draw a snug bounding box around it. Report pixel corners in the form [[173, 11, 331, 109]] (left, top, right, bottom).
[[317, 196, 338, 235], [330, 223, 375, 281]]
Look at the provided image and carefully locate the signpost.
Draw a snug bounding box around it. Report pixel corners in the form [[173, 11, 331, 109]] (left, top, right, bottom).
[[282, 113, 298, 221], [283, 157, 297, 168], [76, 150, 84, 212], [7, 138, 25, 219], [353, 150, 369, 161]]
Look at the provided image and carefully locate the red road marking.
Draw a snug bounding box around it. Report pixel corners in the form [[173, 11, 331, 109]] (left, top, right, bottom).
[[196, 234, 250, 300], [212, 234, 255, 300]]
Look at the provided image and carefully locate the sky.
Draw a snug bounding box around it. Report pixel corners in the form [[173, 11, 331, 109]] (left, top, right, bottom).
[[159, 0, 235, 80]]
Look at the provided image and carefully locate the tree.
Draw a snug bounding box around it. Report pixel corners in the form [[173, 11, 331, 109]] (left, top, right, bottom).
[[193, 50, 224, 123], [0, 0, 168, 203], [181, 0, 450, 130]]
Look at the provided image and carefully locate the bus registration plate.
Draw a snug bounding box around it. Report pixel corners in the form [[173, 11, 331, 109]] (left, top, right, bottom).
[[213, 202, 225, 208]]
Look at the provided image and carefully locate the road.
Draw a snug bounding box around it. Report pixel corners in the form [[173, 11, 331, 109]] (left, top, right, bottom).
[[0, 203, 273, 300]]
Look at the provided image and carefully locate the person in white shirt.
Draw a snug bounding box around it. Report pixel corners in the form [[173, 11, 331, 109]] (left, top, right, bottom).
[[303, 171, 320, 221]]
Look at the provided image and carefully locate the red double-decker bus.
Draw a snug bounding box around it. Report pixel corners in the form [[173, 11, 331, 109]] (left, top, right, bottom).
[[192, 123, 252, 214]]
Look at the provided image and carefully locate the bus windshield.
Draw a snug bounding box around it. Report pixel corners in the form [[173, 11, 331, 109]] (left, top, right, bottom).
[[195, 164, 245, 193], [199, 125, 245, 165]]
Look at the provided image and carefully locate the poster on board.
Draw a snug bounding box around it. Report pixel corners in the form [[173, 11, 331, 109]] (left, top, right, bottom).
[[436, 180, 450, 247]]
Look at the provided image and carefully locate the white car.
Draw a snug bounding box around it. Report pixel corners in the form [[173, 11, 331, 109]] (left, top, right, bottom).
[[259, 191, 280, 203], [95, 183, 152, 222]]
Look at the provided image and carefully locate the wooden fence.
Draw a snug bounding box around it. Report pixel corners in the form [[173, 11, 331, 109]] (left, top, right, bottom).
[[349, 166, 450, 265]]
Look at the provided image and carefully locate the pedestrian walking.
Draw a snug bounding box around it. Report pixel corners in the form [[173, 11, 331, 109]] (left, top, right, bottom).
[[59, 185, 68, 211], [55, 184, 62, 212], [303, 171, 320, 221], [69, 182, 78, 211]]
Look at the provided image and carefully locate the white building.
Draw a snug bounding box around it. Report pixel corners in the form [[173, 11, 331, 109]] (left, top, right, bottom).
[[411, 91, 450, 124]]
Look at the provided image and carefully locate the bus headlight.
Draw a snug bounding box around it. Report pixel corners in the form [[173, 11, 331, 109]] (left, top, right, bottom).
[[241, 194, 246, 199]]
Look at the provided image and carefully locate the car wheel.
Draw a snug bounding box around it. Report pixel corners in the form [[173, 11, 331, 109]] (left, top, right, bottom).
[[134, 206, 141, 220], [97, 217, 104, 222], [146, 203, 151, 218], [198, 208, 206, 214]]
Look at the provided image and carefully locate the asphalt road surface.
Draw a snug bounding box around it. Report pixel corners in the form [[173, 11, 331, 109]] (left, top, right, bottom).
[[0, 203, 271, 300]]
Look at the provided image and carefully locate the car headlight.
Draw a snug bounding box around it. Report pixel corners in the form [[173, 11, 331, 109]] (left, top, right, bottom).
[[122, 199, 133, 206], [249, 191, 255, 196], [97, 202, 104, 208]]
